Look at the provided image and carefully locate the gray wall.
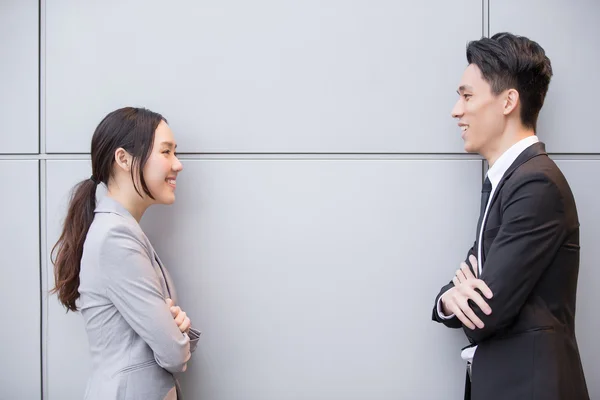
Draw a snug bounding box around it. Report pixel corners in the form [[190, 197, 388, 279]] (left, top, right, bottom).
[[0, 0, 38, 154], [0, 161, 40, 400], [0, 1, 598, 399]]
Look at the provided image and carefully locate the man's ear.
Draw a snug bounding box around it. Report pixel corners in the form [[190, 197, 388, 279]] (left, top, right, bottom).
[[503, 88, 520, 116], [114, 148, 132, 172]]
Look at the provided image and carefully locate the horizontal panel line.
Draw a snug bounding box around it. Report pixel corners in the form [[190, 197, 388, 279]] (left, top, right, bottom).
[[1, 153, 484, 161], [546, 153, 600, 159], [38, 152, 477, 156], [4, 153, 600, 161]]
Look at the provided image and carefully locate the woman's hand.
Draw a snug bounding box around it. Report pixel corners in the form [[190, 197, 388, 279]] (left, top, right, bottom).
[[166, 298, 191, 334]]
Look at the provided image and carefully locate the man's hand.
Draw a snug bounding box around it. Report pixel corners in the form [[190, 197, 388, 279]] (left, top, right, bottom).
[[166, 298, 191, 334], [441, 255, 493, 330], [454, 254, 479, 282]]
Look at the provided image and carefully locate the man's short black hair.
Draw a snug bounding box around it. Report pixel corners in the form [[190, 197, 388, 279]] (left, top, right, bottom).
[[466, 32, 553, 132]]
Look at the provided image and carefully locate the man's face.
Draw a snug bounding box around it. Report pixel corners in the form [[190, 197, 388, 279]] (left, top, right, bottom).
[[451, 64, 506, 155]]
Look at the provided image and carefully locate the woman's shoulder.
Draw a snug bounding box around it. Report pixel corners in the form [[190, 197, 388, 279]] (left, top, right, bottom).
[[88, 212, 151, 257]]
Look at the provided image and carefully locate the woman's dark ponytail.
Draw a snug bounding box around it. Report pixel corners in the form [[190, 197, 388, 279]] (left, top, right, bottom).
[[50, 178, 98, 311]]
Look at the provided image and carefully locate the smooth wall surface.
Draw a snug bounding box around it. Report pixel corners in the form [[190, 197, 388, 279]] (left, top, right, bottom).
[[45, 0, 480, 153], [0, 161, 40, 400], [0, 0, 599, 399], [142, 159, 480, 399], [0, 0, 38, 153]]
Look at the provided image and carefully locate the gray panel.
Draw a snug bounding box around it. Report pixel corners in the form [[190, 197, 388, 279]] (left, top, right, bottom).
[[0, 161, 40, 399], [45, 160, 93, 400], [46, 0, 481, 153], [140, 159, 482, 400], [554, 160, 599, 398], [44, 159, 480, 399], [0, 1, 38, 154], [490, 0, 600, 153]]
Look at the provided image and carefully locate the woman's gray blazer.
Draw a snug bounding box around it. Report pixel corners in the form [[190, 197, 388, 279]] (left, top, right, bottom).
[[77, 196, 200, 399]]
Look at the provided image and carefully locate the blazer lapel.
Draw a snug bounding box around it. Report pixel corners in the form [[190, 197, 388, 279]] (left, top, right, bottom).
[[487, 142, 547, 212], [94, 196, 174, 300], [153, 252, 176, 302], [481, 142, 548, 265]]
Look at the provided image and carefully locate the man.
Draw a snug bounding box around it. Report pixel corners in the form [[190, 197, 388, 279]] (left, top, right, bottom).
[[432, 32, 589, 400]]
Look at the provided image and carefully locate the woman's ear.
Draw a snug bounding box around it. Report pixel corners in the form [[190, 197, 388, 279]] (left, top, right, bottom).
[[114, 148, 132, 172]]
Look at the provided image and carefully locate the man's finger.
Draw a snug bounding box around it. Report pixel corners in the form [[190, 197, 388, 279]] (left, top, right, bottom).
[[444, 292, 476, 330], [452, 303, 477, 330], [452, 276, 460, 286], [456, 268, 467, 283], [474, 279, 494, 299], [463, 286, 492, 315], [460, 262, 475, 280], [166, 298, 174, 307], [468, 255, 478, 278], [458, 298, 485, 329]]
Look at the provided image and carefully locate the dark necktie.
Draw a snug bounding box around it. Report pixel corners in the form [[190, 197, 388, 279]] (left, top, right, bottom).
[[478, 177, 492, 222], [474, 176, 492, 267], [465, 176, 492, 344]]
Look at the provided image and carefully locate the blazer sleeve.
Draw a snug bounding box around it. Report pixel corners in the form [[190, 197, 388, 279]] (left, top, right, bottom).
[[463, 173, 567, 343], [188, 328, 201, 353], [431, 242, 478, 329], [100, 223, 192, 374]]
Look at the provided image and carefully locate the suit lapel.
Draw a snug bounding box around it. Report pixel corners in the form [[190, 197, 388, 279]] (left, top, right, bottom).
[[480, 142, 548, 265], [486, 142, 547, 216]]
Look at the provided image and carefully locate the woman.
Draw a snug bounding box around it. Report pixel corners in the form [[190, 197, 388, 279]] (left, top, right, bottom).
[[51, 107, 200, 400]]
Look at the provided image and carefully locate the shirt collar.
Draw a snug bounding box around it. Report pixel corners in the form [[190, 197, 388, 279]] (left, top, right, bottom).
[[487, 135, 539, 189]]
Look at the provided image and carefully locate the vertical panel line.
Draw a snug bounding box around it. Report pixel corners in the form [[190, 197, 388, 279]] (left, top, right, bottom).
[[38, 160, 47, 400], [39, 0, 46, 155], [487, 0, 490, 37], [38, 0, 47, 399], [482, 0, 490, 38]]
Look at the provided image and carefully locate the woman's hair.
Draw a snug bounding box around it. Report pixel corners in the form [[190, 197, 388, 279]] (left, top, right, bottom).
[[51, 107, 166, 311]]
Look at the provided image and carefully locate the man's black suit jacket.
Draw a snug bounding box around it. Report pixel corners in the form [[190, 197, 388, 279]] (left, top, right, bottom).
[[432, 142, 589, 400]]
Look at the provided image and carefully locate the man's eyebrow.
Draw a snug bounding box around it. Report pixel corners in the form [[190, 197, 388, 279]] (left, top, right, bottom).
[[457, 85, 474, 94]]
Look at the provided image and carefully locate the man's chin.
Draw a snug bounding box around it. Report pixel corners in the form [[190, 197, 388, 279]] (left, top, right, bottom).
[[463, 140, 482, 154]]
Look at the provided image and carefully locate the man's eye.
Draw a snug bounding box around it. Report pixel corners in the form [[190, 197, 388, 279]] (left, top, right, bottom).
[[463, 94, 472, 100]]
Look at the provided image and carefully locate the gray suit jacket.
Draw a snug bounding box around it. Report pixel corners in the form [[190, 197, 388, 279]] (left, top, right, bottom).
[[78, 196, 200, 400]]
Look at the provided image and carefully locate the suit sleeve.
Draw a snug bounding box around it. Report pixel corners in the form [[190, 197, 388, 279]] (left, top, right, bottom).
[[431, 242, 477, 329], [101, 224, 192, 374], [463, 173, 567, 343]]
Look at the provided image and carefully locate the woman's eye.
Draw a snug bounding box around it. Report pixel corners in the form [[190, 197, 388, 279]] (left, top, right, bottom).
[[163, 150, 171, 155]]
